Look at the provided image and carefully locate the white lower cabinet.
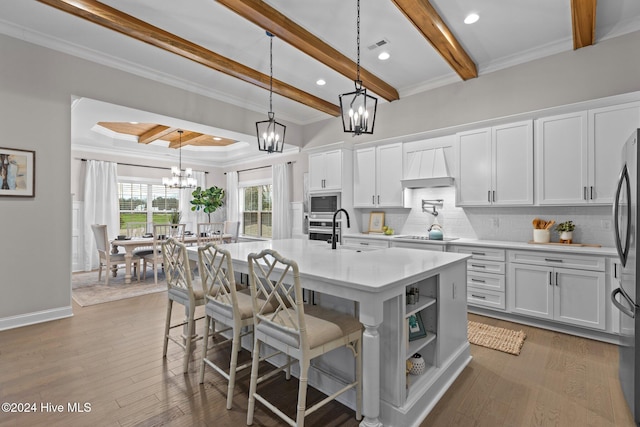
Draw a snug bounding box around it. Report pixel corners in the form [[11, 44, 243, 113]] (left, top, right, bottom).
[[451, 246, 506, 310], [341, 236, 389, 248], [508, 251, 606, 330]]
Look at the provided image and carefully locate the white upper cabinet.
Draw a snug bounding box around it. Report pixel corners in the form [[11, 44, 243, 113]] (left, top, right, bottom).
[[589, 102, 640, 204], [309, 149, 343, 192], [536, 102, 640, 205], [456, 120, 533, 206], [536, 111, 589, 205], [353, 143, 403, 208]]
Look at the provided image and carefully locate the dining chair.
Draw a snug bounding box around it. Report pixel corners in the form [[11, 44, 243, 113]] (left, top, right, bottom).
[[197, 222, 225, 245], [197, 243, 280, 409], [223, 220, 240, 243], [90, 224, 140, 285], [126, 221, 153, 238], [246, 249, 363, 427], [161, 237, 205, 374], [143, 223, 185, 284]]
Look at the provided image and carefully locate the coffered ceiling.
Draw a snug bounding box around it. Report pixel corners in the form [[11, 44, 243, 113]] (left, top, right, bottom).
[[1, 1, 640, 161]]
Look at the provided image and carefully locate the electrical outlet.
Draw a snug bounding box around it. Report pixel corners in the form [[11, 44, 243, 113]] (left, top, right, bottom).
[[601, 220, 612, 230], [490, 218, 499, 228]]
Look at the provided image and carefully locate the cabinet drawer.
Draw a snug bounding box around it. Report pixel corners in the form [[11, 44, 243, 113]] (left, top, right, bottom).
[[467, 259, 505, 275], [508, 250, 605, 271], [468, 271, 505, 292], [467, 287, 506, 310], [342, 237, 389, 248], [456, 246, 505, 262]]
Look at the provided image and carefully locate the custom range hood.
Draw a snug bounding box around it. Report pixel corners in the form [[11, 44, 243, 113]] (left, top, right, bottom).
[[401, 147, 454, 188]]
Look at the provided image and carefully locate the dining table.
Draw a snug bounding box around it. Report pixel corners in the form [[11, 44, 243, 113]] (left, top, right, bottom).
[[110, 234, 231, 284]]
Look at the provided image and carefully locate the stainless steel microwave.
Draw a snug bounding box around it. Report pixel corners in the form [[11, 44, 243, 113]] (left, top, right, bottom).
[[309, 193, 340, 218]]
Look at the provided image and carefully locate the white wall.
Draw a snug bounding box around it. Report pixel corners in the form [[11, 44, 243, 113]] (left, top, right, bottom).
[[2, 28, 640, 329]]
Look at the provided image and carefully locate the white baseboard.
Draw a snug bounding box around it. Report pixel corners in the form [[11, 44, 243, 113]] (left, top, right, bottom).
[[0, 306, 73, 331]]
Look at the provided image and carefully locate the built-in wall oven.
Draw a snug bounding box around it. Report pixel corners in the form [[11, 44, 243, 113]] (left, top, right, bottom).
[[308, 219, 340, 243]]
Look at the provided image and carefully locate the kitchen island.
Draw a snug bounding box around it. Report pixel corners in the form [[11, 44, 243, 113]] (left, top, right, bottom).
[[188, 239, 470, 427]]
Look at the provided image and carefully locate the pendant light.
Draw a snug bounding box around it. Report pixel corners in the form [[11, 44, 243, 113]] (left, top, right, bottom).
[[339, 0, 377, 135], [163, 130, 197, 188], [256, 32, 285, 153]]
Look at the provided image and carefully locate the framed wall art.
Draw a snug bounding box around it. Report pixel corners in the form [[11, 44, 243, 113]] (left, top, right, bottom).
[[0, 147, 35, 197]]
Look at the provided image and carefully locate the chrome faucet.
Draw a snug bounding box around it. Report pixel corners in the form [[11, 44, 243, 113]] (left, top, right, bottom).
[[331, 208, 350, 249]]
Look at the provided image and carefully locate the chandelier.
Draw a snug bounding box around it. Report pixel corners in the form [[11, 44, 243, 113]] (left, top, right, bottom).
[[163, 130, 197, 188], [338, 0, 377, 135], [256, 32, 285, 153]]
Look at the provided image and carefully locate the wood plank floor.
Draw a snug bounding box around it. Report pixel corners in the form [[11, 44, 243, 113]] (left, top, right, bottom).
[[0, 292, 635, 427]]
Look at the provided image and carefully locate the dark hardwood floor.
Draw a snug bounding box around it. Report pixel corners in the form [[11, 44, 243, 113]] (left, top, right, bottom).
[[0, 292, 634, 426]]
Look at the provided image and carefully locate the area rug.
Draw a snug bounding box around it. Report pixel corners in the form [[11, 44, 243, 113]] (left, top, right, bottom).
[[72, 270, 167, 307], [467, 320, 527, 356]]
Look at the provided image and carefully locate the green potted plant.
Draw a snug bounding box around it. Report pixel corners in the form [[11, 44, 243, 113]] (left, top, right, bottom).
[[190, 185, 225, 222], [169, 209, 181, 224], [555, 220, 575, 241]]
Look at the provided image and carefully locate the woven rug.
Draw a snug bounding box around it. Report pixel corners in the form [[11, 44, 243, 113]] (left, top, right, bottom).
[[467, 320, 527, 356], [72, 269, 167, 307]]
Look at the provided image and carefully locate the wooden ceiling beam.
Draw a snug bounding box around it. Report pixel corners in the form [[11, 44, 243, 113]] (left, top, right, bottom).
[[138, 125, 175, 145], [217, 0, 399, 102], [571, 0, 597, 49], [390, 0, 477, 80], [168, 131, 203, 148], [36, 0, 341, 116]]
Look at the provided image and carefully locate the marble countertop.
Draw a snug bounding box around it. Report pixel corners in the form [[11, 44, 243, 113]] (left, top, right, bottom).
[[190, 239, 470, 293], [342, 233, 618, 257]]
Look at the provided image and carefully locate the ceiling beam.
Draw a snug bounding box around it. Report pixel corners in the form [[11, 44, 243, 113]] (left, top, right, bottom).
[[390, 0, 477, 80], [571, 0, 597, 49], [138, 125, 175, 144], [217, 0, 399, 102], [168, 131, 203, 149], [36, 0, 341, 116]]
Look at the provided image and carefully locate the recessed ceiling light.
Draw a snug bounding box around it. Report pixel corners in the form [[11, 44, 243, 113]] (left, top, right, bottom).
[[378, 51, 390, 61], [213, 137, 222, 141], [316, 79, 326, 86], [464, 13, 479, 24]]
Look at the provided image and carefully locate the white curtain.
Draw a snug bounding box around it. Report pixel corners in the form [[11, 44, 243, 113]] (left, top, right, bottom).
[[272, 163, 292, 240], [83, 160, 119, 271], [226, 171, 239, 222], [180, 170, 206, 233]]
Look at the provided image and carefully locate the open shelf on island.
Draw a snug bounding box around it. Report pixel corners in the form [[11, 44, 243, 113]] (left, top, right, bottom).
[[406, 296, 436, 316], [407, 331, 436, 358]]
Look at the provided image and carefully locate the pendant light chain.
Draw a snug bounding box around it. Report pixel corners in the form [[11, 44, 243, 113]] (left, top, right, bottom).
[[356, 0, 360, 83], [269, 35, 273, 113]]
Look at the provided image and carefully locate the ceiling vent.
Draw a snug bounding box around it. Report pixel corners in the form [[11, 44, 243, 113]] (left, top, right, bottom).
[[368, 38, 389, 50]]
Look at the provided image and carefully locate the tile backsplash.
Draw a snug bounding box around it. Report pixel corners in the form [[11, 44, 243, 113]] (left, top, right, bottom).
[[358, 186, 615, 247]]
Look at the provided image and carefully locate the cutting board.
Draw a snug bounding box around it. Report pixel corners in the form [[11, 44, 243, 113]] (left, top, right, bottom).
[[527, 241, 601, 248]]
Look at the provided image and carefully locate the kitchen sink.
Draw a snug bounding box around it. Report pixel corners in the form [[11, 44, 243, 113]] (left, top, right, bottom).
[[393, 235, 459, 242]]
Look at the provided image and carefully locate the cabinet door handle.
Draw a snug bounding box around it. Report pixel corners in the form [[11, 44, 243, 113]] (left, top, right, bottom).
[[471, 278, 486, 283], [372, 195, 375, 204], [488, 190, 491, 202], [584, 186, 587, 200], [471, 252, 486, 256], [471, 264, 486, 268], [545, 258, 563, 263], [614, 263, 618, 279], [555, 272, 559, 286], [378, 195, 380, 204], [471, 294, 487, 299], [549, 272, 553, 286], [493, 191, 496, 202], [590, 186, 594, 200], [360, 242, 369, 246]]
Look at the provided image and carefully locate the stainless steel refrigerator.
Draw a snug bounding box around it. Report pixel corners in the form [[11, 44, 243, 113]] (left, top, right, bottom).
[[612, 128, 640, 425]]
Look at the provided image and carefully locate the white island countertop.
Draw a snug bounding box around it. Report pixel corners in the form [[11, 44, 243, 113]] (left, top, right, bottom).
[[215, 238, 470, 292]]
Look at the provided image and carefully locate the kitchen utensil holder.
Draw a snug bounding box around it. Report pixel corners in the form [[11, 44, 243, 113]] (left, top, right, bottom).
[[533, 229, 550, 243]]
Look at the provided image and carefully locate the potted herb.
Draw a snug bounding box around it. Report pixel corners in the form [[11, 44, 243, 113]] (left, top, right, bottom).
[[555, 220, 575, 241], [169, 210, 181, 224], [190, 185, 225, 222]]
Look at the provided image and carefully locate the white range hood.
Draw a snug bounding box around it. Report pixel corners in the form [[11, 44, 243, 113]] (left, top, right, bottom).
[[401, 147, 454, 188]]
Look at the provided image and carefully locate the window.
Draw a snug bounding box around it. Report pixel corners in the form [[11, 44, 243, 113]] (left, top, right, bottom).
[[242, 184, 272, 238], [118, 182, 180, 233]]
